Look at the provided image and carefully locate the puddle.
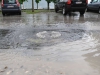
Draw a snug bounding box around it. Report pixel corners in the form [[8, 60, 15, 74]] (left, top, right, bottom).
[[0, 29, 13, 49], [0, 27, 86, 49], [0, 12, 100, 75]]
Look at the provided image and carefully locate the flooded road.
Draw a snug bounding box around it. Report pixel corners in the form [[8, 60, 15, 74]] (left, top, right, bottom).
[[0, 12, 100, 75]]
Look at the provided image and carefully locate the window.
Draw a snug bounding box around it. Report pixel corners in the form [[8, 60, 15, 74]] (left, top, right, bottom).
[[56, 0, 60, 2], [92, 0, 98, 3], [3, 0, 16, 4], [60, 0, 63, 2], [60, 0, 68, 2]]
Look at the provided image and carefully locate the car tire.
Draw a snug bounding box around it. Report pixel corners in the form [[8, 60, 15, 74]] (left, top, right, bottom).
[[19, 12, 21, 15], [62, 7, 67, 15], [98, 8, 100, 14], [80, 10, 85, 15], [86, 8, 89, 12], [2, 13, 5, 16], [55, 6, 59, 13]]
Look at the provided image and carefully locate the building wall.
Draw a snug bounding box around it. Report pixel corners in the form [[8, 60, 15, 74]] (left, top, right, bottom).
[[23, 0, 54, 9]]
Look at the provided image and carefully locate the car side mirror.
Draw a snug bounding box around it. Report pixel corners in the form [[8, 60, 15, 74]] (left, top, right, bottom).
[[90, 1, 92, 3]]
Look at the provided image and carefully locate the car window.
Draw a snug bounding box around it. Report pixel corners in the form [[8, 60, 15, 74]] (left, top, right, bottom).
[[3, 0, 16, 4], [60, 0, 67, 2], [60, 0, 63, 2], [57, 0, 60, 2], [92, 0, 98, 3]]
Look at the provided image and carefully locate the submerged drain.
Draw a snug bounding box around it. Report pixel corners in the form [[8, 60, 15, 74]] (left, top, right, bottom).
[[36, 31, 61, 39], [0, 28, 86, 49]]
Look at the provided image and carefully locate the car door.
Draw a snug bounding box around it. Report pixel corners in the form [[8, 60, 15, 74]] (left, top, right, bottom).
[[56, 0, 60, 9], [95, 0, 100, 10], [91, 0, 100, 10], [87, 0, 94, 10], [59, 0, 66, 9], [57, 0, 64, 9]]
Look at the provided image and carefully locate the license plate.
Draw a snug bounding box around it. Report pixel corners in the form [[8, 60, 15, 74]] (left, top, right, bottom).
[[7, 6, 14, 8], [76, 2, 82, 4]]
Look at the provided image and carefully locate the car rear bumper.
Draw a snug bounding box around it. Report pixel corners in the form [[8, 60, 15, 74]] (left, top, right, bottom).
[[66, 5, 87, 11], [2, 9, 21, 13], [71, 7, 86, 11]]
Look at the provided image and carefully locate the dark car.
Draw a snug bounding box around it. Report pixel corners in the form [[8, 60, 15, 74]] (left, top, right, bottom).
[[1, 0, 21, 16], [87, 0, 100, 14], [55, 0, 88, 15]]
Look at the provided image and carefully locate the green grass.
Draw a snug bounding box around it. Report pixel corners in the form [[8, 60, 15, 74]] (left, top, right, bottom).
[[22, 9, 54, 14]]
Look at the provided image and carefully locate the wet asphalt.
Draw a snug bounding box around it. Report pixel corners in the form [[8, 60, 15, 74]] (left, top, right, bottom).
[[0, 11, 100, 75]]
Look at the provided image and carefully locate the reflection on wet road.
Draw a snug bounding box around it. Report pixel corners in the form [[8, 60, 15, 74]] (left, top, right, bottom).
[[0, 12, 100, 75]]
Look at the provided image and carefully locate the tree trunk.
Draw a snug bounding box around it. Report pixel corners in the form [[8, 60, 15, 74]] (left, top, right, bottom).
[[47, 2, 50, 10], [37, 3, 38, 10], [32, 0, 34, 12]]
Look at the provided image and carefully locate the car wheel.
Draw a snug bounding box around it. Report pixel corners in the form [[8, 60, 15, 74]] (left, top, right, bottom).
[[19, 12, 21, 15], [2, 13, 5, 16], [55, 6, 59, 13], [80, 10, 85, 15], [98, 8, 100, 14], [86, 8, 89, 12], [62, 7, 67, 15]]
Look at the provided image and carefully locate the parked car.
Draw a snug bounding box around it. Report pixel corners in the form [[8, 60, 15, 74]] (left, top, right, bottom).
[[1, 0, 21, 16], [87, 0, 100, 14], [55, 0, 88, 15]]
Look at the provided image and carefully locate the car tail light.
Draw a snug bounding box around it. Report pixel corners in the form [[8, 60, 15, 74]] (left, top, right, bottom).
[[67, 0, 71, 4], [16, 0, 20, 7], [86, 0, 88, 4], [1, 0, 4, 7], [1, 3, 4, 7], [17, 3, 20, 7]]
